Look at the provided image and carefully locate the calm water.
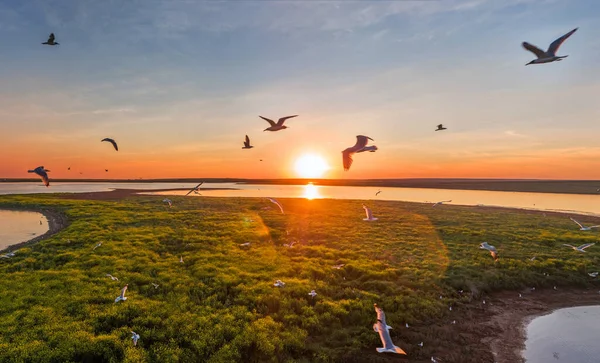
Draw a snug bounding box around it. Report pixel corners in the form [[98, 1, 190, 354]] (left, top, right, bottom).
[[2, 182, 600, 216], [523, 306, 600, 363], [0, 210, 48, 250]]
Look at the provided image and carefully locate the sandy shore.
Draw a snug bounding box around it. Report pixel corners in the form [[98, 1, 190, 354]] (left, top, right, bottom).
[[0, 207, 69, 252]]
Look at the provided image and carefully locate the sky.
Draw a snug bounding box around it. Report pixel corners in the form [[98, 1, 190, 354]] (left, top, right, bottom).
[[1, 0, 600, 180]]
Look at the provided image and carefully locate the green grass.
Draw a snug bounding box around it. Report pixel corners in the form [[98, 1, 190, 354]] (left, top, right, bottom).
[[0, 195, 598, 363]]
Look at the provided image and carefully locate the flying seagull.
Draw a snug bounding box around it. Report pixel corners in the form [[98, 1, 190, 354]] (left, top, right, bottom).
[[28, 166, 50, 187], [42, 33, 59, 45], [163, 198, 172, 207], [308, 290, 317, 298], [375, 190, 381, 196], [179, 256, 184, 263], [101, 138, 119, 151], [332, 264, 345, 269], [274, 280, 286, 287], [432, 200, 452, 207], [67, 167, 70, 171], [185, 182, 203, 196], [93, 242, 102, 250], [242, 135, 254, 149], [435, 124, 447, 131], [342, 135, 378, 171], [563, 243, 595, 253], [588, 272, 598, 278], [363, 205, 378, 221], [131, 331, 140, 346], [373, 304, 407, 355], [260, 115, 298, 132], [151, 283, 159, 289], [479, 242, 499, 261], [115, 284, 128, 303], [523, 28, 578, 65], [0, 251, 16, 258], [267, 198, 285, 214], [106, 273, 118, 281], [105, 169, 108, 172], [569, 217, 600, 231], [239, 242, 251, 247]]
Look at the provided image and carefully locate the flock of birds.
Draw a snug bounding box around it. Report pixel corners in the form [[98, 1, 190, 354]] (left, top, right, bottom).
[[19, 27, 586, 357]]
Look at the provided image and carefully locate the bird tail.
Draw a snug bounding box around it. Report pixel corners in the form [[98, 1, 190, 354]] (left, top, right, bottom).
[[376, 346, 406, 355]]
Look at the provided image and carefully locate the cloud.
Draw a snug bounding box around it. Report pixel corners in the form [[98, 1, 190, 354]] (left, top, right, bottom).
[[504, 130, 526, 138]]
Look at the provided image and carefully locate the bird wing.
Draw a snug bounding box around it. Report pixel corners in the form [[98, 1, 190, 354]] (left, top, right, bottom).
[[259, 116, 277, 127], [579, 243, 595, 250], [570, 218, 584, 228], [374, 304, 386, 324], [48, 33, 55, 42], [120, 285, 127, 298], [276, 115, 298, 126], [354, 135, 373, 150], [342, 149, 354, 171], [563, 244, 576, 248], [245, 135, 250, 145], [363, 205, 372, 219], [547, 28, 578, 55], [101, 138, 119, 151], [522, 42, 546, 58], [268, 198, 284, 213]]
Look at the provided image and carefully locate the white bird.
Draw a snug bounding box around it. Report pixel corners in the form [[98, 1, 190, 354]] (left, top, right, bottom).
[[483, 300, 486, 305], [553, 286, 557, 290], [563, 243, 595, 253], [418, 342, 424, 347], [267, 198, 284, 214], [431, 357, 440, 363], [151, 283, 159, 289], [179, 256, 184, 263], [185, 182, 203, 196], [372, 304, 406, 355], [569, 217, 600, 231], [588, 272, 598, 278], [101, 138, 119, 151], [432, 200, 452, 207], [363, 205, 378, 221], [0, 251, 16, 258], [93, 242, 102, 250], [308, 290, 317, 298], [479, 242, 499, 261], [332, 264, 345, 269], [260, 115, 298, 132], [530, 256, 536, 261], [239, 242, 251, 247], [449, 306, 452, 311], [131, 331, 140, 346], [274, 280, 286, 287], [115, 284, 128, 303], [451, 320, 456, 324], [342, 135, 378, 171], [405, 323, 409, 328], [283, 241, 296, 248], [28, 166, 50, 187], [519, 293, 522, 298], [106, 273, 118, 281], [163, 198, 173, 207], [523, 28, 578, 65]]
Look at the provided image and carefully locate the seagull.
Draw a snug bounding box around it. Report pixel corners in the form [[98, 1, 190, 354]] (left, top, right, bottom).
[[435, 124, 447, 131], [185, 182, 203, 196], [42, 33, 59, 45], [0, 251, 16, 258], [588, 272, 598, 278], [375, 190, 381, 196], [179, 256, 184, 263], [479, 242, 499, 261], [151, 283, 159, 289], [418, 342, 424, 347], [239, 242, 251, 247], [267, 198, 284, 214], [363, 205, 378, 221], [131, 331, 140, 346], [530, 256, 536, 261], [101, 138, 119, 151], [373, 304, 407, 355], [115, 284, 128, 303], [563, 243, 595, 253], [93, 242, 102, 250], [260, 115, 298, 132], [432, 200, 452, 207], [431, 357, 440, 363], [28, 166, 50, 187], [519, 293, 522, 298], [283, 241, 296, 248], [242, 135, 253, 149], [106, 273, 118, 281], [523, 28, 578, 65], [274, 280, 286, 287], [332, 264, 345, 269], [105, 169, 108, 172], [569, 217, 600, 231], [405, 323, 409, 328], [451, 320, 456, 324], [68, 167, 70, 171], [342, 135, 378, 171], [163, 198, 172, 207], [308, 290, 317, 298]]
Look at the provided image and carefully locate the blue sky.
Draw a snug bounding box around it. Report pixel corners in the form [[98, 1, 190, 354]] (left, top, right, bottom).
[[1, 0, 599, 179]]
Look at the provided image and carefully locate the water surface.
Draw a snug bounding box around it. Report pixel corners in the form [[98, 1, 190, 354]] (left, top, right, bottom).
[[0, 210, 48, 250]]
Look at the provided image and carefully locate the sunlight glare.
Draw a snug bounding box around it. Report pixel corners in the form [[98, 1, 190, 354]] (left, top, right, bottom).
[[294, 154, 330, 178], [303, 182, 322, 200]]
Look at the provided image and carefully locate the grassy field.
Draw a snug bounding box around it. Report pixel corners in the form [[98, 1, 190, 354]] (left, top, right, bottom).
[[0, 194, 599, 363]]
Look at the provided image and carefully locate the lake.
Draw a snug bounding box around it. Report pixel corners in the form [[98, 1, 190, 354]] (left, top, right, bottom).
[[0, 210, 48, 250], [523, 306, 600, 363], [2, 182, 600, 216]]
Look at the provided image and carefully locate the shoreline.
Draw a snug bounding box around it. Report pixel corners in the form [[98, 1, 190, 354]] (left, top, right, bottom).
[[0, 207, 69, 252]]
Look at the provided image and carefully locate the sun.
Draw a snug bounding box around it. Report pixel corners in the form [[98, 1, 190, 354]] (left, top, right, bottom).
[[294, 154, 330, 178]]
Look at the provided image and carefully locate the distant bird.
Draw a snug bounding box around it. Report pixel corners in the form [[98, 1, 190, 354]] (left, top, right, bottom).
[[151, 283, 159, 289], [523, 28, 578, 65], [115, 284, 128, 303], [28, 166, 50, 187], [106, 273, 118, 281], [431, 357, 440, 363], [242, 135, 253, 149], [373, 304, 406, 355], [432, 200, 452, 207], [93, 242, 102, 250], [0, 251, 16, 258], [435, 124, 447, 131], [479, 242, 499, 261], [569, 217, 600, 231], [375, 190, 381, 196], [519, 293, 522, 298], [589, 272, 598, 278], [405, 323, 409, 328], [267, 198, 285, 214], [308, 290, 317, 298], [67, 167, 71, 171], [530, 256, 536, 261], [283, 241, 296, 248], [42, 33, 59, 45], [260, 115, 298, 132], [418, 342, 424, 347], [363, 205, 378, 221], [131, 331, 140, 346], [274, 280, 286, 287], [342, 135, 377, 171], [563, 243, 595, 253], [185, 182, 203, 196], [332, 264, 345, 269], [239, 242, 251, 247], [179, 256, 184, 263], [105, 169, 108, 172], [451, 320, 456, 324], [101, 138, 119, 151], [449, 306, 452, 311], [163, 198, 172, 207]]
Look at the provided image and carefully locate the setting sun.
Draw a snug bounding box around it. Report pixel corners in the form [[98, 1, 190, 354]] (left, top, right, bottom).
[[294, 154, 330, 178]]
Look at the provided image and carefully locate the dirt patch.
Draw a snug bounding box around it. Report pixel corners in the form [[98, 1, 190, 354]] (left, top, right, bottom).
[[0, 207, 69, 252]]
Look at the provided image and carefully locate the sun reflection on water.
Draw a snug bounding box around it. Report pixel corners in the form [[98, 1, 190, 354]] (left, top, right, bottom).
[[303, 183, 322, 200]]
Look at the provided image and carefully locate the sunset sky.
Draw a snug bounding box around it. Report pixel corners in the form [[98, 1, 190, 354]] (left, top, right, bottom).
[[1, 0, 600, 180]]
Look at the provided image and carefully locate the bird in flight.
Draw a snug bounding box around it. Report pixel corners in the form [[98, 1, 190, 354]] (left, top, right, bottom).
[[569, 217, 600, 231], [93, 242, 102, 250], [242, 135, 253, 149], [163, 198, 173, 208], [375, 190, 381, 196], [432, 200, 452, 207], [42, 33, 59, 46], [479, 242, 499, 261], [308, 290, 317, 298], [342, 135, 378, 171], [67, 167, 71, 171], [563, 243, 595, 253], [105, 169, 108, 172], [274, 280, 286, 287], [588, 272, 598, 278], [435, 124, 447, 131], [131, 331, 140, 346], [363, 205, 378, 221], [28, 166, 50, 187], [106, 273, 118, 281], [373, 304, 407, 355], [152, 283, 159, 289], [260, 115, 298, 132], [523, 28, 578, 65], [101, 138, 119, 151], [185, 182, 203, 196], [332, 264, 345, 269], [267, 198, 285, 214], [115, 284, 128, 303]]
